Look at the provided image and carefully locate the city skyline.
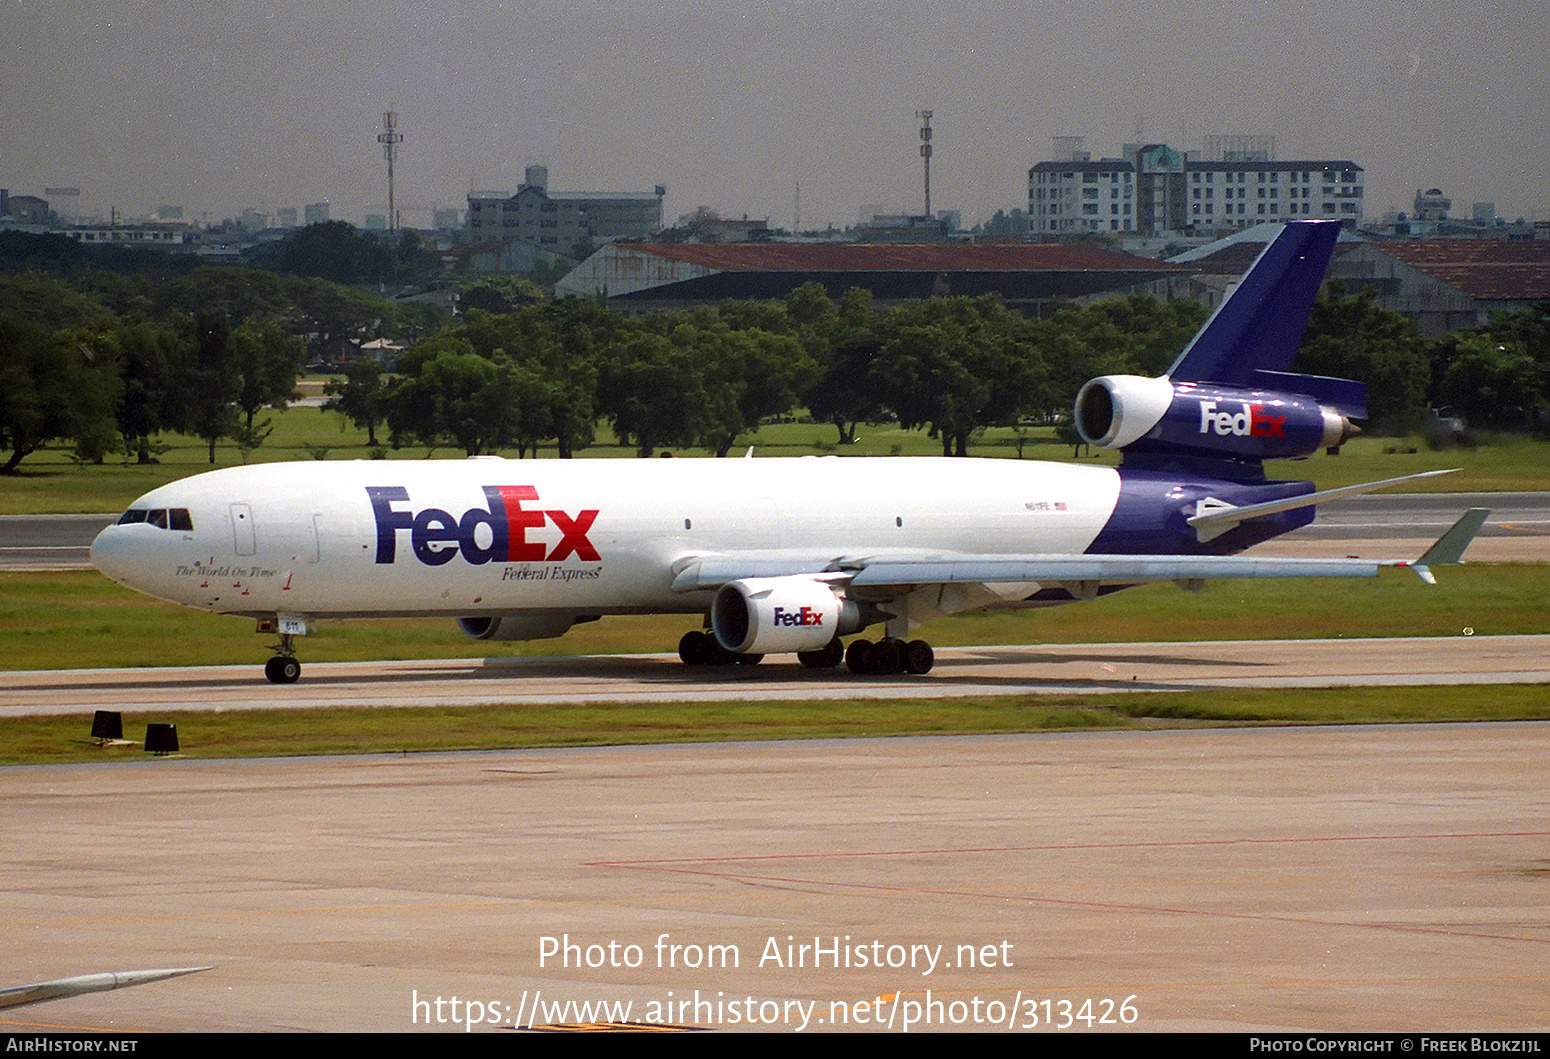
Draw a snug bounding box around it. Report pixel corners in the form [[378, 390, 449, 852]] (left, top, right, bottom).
[[3, 0, 1545, 230]]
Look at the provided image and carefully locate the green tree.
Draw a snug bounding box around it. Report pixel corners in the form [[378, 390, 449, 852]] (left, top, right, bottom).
[[186, 313, 241, 464], [0, 315, 121, 472], [804, 288, 887, 445], [1430, 301, 1550, 432], [112, 316, 195, 463], [596, 329, 709, 457], [1432, 333, 1542, 430], [230, 317, 305, 432], [871, 296, 1044, 456], [251, 221, 394, 285], [1297, 287, 1429, 431], [0, 273, 113, 331], [323, 359, 389, 447], [387, 343, 519, 456]]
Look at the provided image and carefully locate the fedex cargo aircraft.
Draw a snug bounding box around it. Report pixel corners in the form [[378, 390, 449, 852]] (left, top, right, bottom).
[[90, 221, 1486, 683]]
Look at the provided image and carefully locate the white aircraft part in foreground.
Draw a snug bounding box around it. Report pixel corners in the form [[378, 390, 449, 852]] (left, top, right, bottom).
[[0, 967, 211, 1010]]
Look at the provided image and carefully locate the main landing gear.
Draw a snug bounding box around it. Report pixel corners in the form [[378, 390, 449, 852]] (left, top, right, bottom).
[[793, 635, 935, 675], [264, 632, 302, 684], [678, 630, 763, 667], [843, 637, 934, 676], [678, 632, 935, 676]]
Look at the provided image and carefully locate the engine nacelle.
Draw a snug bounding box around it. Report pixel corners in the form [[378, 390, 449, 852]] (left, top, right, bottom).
[[458, 614, 577, 641], [1073, 374, 1176, 449], [711, 577, 862, 654], [1075, 375, 1357, 462]]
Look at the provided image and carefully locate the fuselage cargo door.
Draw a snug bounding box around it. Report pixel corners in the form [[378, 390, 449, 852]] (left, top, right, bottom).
[[231, 503, 256, 556]]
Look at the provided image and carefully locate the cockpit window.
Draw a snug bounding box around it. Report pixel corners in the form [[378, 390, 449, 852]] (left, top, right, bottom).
[[116, 507, 194, 531]]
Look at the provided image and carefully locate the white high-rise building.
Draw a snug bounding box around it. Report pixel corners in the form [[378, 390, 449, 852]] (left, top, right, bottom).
[[1030, 138, 1364, 236]]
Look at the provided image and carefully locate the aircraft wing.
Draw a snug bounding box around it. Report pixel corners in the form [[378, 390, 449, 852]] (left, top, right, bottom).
[[672, 509, 1490, 593]]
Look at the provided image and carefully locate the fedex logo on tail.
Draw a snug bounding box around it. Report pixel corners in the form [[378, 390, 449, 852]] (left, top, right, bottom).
[[368, 485, 600, 566], [1199, 400, 1287, 439]]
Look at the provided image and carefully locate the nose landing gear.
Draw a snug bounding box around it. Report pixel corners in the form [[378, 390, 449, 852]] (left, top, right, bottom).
[[263, 627, 302, 684], [264, 654, 301, 684]]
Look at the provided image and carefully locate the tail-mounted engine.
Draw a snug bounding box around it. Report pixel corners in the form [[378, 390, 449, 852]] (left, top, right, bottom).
[[1074, 374, 1362, 464]]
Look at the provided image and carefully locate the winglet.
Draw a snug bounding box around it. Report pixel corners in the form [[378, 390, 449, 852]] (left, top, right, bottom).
[[1407, 508, 1490, 584]]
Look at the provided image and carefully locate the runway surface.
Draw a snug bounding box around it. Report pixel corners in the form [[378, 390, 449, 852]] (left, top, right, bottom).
[[4, 635, 1548, 715], [1, 725, 1545, 1032], [0, 513, 115, 570]]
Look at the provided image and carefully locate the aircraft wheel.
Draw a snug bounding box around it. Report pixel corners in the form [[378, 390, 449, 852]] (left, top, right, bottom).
[[845, 639, 875, 674], [904, 639, 935, 675], [679, 630, 714, 666], [265, 655, 301, 685], [872, 638, 906, 675], [735, 652, 763, 665], [798, 639, 844, 668]]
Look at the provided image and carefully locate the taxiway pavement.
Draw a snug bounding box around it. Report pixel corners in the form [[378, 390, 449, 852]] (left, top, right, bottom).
[[4, 635, 1548, 715], [1, 725, 1545, 1032]]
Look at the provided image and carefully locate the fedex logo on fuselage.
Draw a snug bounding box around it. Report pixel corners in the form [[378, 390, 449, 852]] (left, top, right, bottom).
[[1198, 400, 1287, 438], [368, 485, 600, 566], [773, 606, 824, 627]]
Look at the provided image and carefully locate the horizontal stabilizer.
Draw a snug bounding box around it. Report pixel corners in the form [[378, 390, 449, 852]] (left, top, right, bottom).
[[1187, 469, 1457, 543], [1246, 369, 1369, 420]]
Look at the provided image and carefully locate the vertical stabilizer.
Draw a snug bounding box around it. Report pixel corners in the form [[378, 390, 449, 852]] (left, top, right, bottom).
[[1167, 220, 1342, 386]]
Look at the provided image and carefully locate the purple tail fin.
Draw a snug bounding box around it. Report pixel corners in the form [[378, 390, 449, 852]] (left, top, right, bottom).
[[1167, 220, 1342, 387]]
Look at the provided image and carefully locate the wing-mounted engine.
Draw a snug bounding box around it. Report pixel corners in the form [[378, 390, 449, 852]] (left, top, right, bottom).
[[711, 576, 865, 654], [1074, 375, 1361, 463]]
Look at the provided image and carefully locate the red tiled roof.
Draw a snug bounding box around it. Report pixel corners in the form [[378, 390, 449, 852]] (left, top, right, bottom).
[[1374, 240, 1550, 300], [623, 242, 1190, 274]]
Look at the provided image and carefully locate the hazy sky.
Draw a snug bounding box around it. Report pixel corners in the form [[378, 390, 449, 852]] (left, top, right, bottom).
[[3, 0, 1545, 229]]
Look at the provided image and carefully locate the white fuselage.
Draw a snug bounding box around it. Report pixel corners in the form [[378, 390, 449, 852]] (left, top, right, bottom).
[[90, 456, 1124, 621]]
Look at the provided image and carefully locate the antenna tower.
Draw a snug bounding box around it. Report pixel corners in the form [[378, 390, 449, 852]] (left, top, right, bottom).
[[378, 112, 403, 232], [917, 110, 933, 218]]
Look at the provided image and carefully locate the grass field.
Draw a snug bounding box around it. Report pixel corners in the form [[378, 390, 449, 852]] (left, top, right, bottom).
[[3, 562, 1544, 672], [5, 684, 1548, 766]]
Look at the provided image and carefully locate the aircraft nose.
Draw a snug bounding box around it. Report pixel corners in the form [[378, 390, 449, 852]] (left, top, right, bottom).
[[89, 523, 130, 584]]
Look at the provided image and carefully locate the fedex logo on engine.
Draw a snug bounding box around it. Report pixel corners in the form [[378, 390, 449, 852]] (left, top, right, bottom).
[[1198, 400, 1287, 439], [773, 606, 824, 627], [368, 485, 599, 566]]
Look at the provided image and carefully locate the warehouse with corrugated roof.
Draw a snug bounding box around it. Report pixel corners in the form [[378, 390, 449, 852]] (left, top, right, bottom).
[[556, 241, 1194, 313]]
